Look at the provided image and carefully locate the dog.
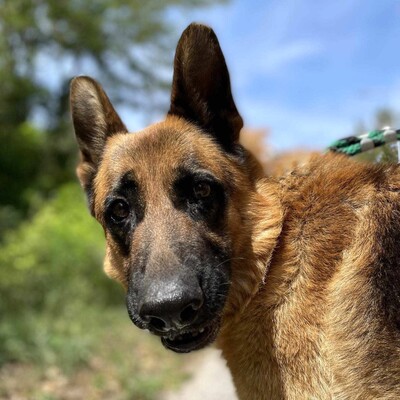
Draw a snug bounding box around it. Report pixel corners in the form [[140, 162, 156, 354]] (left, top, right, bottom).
[[70, 23, 400, 399]]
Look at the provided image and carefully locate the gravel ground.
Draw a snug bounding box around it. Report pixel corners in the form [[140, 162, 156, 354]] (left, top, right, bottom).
[[161, 348, 238, 400]]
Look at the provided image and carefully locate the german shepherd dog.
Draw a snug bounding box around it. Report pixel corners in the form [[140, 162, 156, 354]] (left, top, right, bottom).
[[70, 24, 400, 399]]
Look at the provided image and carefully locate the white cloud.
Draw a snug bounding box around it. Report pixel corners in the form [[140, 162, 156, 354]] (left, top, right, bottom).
[[255, 40, 323, 73]]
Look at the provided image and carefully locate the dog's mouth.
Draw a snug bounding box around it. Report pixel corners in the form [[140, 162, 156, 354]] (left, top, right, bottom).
[[160, 324, 217, 353]]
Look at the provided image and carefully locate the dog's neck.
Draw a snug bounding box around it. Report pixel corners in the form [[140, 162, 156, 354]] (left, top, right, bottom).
[[216, 176, 285, 397], [221, 177, 284, 318]]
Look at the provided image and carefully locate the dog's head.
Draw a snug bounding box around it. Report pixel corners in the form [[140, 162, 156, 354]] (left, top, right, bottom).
[[70, 24, 264, 353]]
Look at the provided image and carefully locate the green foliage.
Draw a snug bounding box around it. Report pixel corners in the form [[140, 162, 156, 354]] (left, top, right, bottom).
[[0, 123, 44, 217], [0, 183, 121, 316], [0, 184, 123, 363]]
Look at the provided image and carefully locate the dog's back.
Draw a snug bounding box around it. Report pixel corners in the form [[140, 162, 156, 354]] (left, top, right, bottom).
[[219, 153, 400, 399]]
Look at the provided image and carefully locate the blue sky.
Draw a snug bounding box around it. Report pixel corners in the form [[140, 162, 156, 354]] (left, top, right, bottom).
[[125, 1, 400, 152]]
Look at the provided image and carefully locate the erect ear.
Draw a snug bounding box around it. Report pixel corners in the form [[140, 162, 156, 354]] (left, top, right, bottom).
[[70, 76, 127, 191], [168, 23, 243, 153]]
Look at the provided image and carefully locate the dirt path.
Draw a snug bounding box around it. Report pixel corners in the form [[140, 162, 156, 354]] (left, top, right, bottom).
[[161, 348, 238, 400]]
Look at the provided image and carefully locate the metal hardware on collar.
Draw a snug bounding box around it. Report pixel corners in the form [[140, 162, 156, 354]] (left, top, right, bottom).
[[328, 127, 400, 157]]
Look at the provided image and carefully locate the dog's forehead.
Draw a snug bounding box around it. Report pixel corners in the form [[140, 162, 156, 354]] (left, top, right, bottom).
[[95, 117, 229, 201]]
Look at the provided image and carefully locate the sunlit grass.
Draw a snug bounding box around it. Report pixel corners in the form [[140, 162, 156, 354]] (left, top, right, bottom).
[[0, 305, 187, 400]]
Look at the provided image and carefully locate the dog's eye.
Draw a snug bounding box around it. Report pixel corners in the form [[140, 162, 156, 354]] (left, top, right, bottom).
[[193, 182, 211, 198], [109, 200, 130, 223]]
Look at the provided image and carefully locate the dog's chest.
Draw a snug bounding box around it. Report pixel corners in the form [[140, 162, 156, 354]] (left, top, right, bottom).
[[220, 283, 333, 400]]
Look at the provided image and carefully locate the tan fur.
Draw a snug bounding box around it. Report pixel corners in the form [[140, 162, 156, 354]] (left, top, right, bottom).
[[70, 23, 400, 400]]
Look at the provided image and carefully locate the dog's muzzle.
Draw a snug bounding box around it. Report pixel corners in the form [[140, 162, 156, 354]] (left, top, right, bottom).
[[126, 272, 221, 352]]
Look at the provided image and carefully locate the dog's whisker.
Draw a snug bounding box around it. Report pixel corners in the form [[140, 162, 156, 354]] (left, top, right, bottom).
[[213, 257, 247, 269]]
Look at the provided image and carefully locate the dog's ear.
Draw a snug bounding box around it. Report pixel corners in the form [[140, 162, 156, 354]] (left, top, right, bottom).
[[168, 23, 243, 152], [70, 76, 127, 192]]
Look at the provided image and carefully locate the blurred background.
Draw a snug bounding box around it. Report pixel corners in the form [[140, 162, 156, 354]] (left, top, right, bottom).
[[0, 1, 399, 399]]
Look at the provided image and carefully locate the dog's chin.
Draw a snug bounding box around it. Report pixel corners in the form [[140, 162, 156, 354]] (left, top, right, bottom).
[[160, 322, 219, 353]]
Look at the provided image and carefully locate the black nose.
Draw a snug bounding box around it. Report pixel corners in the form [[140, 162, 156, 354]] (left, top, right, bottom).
[[138, 277, 203, 332]]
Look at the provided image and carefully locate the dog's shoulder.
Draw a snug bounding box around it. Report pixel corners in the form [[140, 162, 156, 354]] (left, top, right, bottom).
[[267, 152, 400, 334]]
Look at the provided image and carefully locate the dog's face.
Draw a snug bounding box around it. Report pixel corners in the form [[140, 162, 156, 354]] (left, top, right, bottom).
[[70, 24, 261, 352]]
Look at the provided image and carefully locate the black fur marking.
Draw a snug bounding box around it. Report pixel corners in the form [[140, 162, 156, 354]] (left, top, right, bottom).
[[104, 172, 145, 256], [172, 168, 227, 230]]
